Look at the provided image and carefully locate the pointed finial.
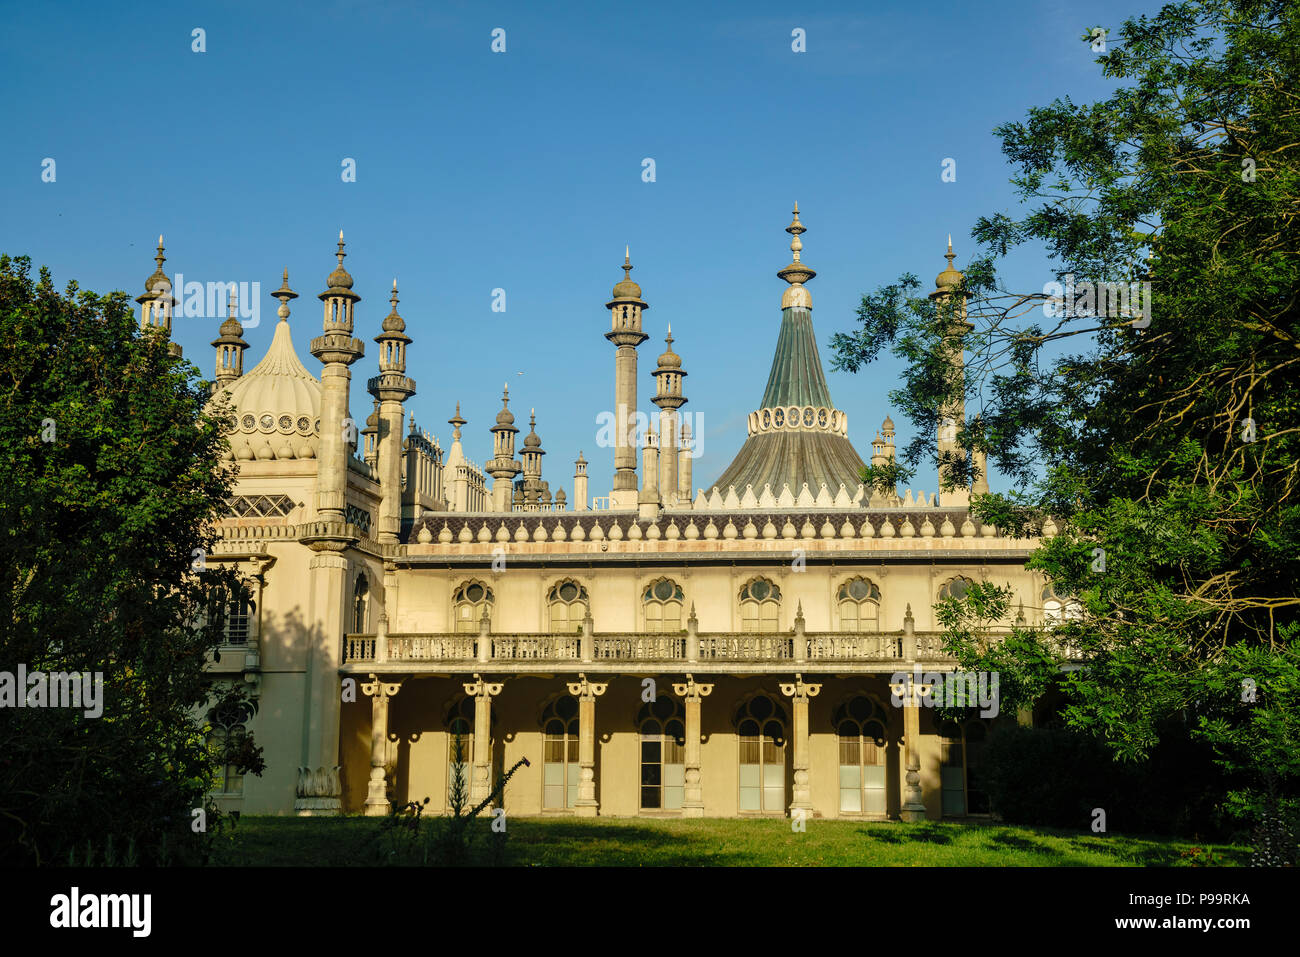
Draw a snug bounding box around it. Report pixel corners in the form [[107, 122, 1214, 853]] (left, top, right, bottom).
[[227, 289, 238, 316], [664, 327, 673, 349], [621, 247, 633, 282], [390, 279, 399, 309], [409, 411, 416, 433], [503, 383, 510, 403], [336, 229, 346, 267], [273, 269, 297, 320], [905, 602, 914, 620], [945, 234, 956, 270]]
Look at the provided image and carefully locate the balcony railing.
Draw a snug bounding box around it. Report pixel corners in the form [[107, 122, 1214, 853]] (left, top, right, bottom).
[[340, 630, 1012, 665]]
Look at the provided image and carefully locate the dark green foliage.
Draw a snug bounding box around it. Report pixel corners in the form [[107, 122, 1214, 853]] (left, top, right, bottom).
[[0, 255, 259, 865], [983, 724, 1231, 836]]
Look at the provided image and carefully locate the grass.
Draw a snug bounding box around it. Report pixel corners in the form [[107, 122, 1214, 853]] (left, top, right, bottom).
[[208, 814, 1250, 867]]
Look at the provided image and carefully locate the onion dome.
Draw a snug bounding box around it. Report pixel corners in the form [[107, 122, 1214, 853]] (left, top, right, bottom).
[[381, 278, 408, 334], [139, 235, 171, 297], [523, 409, 541, 448], [611, 246, 642, 300], [494, 384, 517, 428], [656, 326, 682, 370], [212, 270, 321, 460], [326, 230, 354, 291], [935, 235, 964, 291], [882, 415, 895, 431]]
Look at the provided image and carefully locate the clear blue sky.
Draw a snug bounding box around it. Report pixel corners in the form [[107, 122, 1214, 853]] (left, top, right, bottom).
[[0, 0, 1156, 499]]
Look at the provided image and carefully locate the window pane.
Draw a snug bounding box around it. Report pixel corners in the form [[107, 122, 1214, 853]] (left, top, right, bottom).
[[763, 787, 783, 811], [642, 786, 661, 809], [739, 787, 760, 811], [763, 764, 783, 789], [739, 765, 761, 789], [840, 787, 862, 813], [839, 765, 861, 788]]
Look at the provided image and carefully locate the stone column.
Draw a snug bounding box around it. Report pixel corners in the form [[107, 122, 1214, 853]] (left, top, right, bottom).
[[779, 673, 821, 816], [672, 674, 713, 818], [295, 544, 351, 816], [376, 399, 407, 542], [360, 674, 404, 816], [892, 672, 931, 822], [463, 674, 503, 807], [639, 429, 660, 521], [568, 673, 608, 816]]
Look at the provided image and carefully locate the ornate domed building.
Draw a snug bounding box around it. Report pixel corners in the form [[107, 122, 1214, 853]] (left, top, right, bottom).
[[164, 210, 1063, 821]]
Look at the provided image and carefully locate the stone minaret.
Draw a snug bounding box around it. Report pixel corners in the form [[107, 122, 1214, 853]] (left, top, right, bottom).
[[881, 416, 900, 503], [368, 279, 417, 545], [311, 231, 366, 524], [362, 399, 381, 469], [677, 421, 692, 503], [136, 235, 181, 358], [573, 451, 588, 512], [639, 427, 660, 521], [487, 384, 521, 512], [606, 247, 648, 508], [929, 237, 973, 507], [520, 410, 546, 507], [652, 326, 687, 506], [211, 288, 248, 391]]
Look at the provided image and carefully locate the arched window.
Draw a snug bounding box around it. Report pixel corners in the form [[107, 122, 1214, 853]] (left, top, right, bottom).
[[638, 697, 685, 810], [353, 574, 370, 633], [1041, 583, 1083, 625], [939, 719, 990, 816], [938, 576, 975, 601], [739, 579, 781, 634], [643, 578, 684, 633], [453, 581, 494, 633], [445, 697, 481, 809], [547, 580, 589, 634], [835, 696, 888, 814], [734, 695, 787, 812], [837, 577, 881, 632], [542, 696, 580, 809], [207, 698, 254, 795]]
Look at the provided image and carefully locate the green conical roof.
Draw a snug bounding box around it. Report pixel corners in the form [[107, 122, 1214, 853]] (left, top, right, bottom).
[[759, 306, 834, 409]]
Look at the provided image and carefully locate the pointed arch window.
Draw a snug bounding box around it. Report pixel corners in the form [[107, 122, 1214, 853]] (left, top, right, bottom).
[[1041, 583, 1083, 625], [207, 699, 254, 795], [445, 697, 484, 809], [740, 579, 781, 633], [638, 697, 685, 810], [353, 574, 370, 633], [547, 580, 589, 634], [735, 695, 787, 812], [643, 578, 684, 633], [542, 696, 580, 809], [939, 718, 990, 816], [938, 576, 975, 602], [834, 696, 888, 814], [453, 581, 494, 633], [837, 577, 881, 632]]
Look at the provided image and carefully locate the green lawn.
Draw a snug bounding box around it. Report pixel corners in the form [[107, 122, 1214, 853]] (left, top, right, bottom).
[[209, 815, 1249, 866]]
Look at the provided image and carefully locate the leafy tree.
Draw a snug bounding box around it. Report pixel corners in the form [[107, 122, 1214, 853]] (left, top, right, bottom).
[[0, 255, 261, 865], [829, 0, 1299, 846]]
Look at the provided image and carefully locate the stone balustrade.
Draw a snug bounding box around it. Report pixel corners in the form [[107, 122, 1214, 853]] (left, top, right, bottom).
[[341, 630, 1028, 665]]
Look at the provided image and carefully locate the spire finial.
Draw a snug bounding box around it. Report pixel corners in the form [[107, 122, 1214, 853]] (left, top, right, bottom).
[[503, 383, 509, 403], [449, 401, 466, 440], [945, 234, 956, 270], [786, 202, 806, 262], [273, 268, 297, 321], [665, 326, 673, 349], [389, 279, 399, 310], [622, 246, 633, 281], [227, 289, 238, 317], [336, 229, 346, 269]]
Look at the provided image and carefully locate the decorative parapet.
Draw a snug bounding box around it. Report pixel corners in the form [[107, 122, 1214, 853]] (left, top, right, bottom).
[[340, 630, 1021, 665]]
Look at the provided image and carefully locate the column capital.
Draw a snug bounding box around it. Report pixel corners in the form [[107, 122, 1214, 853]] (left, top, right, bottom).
[[779, 672, 821, 701], [567, 672, 608, 699], [671, 674, 714, 700], [361, 674, 404, 699], [888, 671, 935, 707], [464, 673, 504, 697]]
